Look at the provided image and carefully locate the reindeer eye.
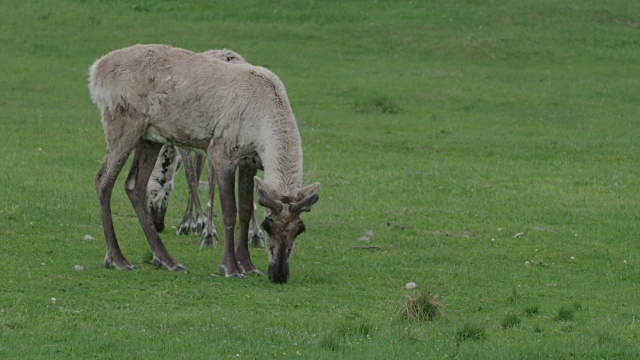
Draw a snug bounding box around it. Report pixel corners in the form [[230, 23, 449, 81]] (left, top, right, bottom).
[[295, 223, 306, 237], [261, 218, 273, 235]]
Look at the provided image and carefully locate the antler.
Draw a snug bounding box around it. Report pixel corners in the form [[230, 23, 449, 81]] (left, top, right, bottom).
[[254, 176, 283, 214]]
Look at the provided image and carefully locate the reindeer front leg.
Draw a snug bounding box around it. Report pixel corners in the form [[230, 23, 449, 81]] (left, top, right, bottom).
[[210, 145, 243, 278]]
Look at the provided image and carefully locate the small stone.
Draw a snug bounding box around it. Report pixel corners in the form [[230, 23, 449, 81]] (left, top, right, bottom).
[[514, 232, 525, 238], [83, 234, 95, 241], [74, 265, 84, 271], [524, 261, 530, 266], [405, 282, 417, 290], [570, 256, 576, 262], [50, 298, 57, 304]]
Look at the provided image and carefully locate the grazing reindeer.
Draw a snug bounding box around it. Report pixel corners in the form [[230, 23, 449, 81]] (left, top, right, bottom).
[[146, 49, 264, 249], [89, 44, 320, 283]]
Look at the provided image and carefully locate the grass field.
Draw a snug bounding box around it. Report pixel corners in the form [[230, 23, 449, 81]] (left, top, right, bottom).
[[1, 0, 640, 358]]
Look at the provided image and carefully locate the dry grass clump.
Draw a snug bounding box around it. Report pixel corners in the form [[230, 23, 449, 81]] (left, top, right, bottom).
[[399, 290, 444, 321]]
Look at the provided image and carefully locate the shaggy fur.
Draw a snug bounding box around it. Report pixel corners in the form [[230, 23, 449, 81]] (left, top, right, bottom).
[[145, 49, 264, 248]]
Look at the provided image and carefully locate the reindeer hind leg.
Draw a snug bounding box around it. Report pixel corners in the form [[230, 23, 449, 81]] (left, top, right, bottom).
[[248, 201, 265, 248], [176, 148, 198, 236], [236, 162, 262, 274], [126, 140, 187, 271], [148, 144, 179, 232], [201, 154, 218, 248]]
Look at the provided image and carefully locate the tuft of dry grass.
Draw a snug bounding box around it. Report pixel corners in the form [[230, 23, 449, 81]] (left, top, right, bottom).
[[399, 290, 444, 322]]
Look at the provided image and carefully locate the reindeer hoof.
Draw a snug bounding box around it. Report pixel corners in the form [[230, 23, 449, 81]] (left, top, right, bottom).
[[105, 253, 136, 270], [194, 217, 207, 235], [169, 264, 189, 272], [219, 265, 245, 278], [248, 229, 265, 248], [200, 231, 218, 249], [107, 262, 137, 271], [176, 221, 193, 236], [152, 255, 186, 271]]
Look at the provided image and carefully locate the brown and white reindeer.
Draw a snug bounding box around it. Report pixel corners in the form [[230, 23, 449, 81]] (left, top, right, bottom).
[[146, 49, 264, 249], [89, 44, 320, 283]]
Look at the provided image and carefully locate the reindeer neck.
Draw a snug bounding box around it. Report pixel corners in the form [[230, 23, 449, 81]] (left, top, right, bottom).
[[259, 116, 303, 195]]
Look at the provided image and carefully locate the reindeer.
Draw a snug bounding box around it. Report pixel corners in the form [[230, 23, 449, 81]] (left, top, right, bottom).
[[145, 49, 264, 249], [89, 44, 320, 283]]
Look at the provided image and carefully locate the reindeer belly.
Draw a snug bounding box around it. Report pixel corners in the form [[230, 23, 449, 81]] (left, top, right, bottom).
[[143, 123, 212, 150]]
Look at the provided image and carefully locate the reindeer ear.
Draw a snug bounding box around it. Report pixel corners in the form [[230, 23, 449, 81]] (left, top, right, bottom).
[[291, 193, 319, 216], [254, 177, 283, 214], [299, 182, 321, 198]]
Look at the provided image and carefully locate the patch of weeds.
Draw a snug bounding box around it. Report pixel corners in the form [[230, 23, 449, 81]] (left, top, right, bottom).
[[561, 323, 577, 333], [594, 325, 617, 345], [533, 322, 543, 333], [524, 305, 540, 317], [355, 95, 402, 114], [399, 290, 444, 321], [141, 250, 154, 265], [322, 314, 373, 351], [1, 313, 28, 330], [337, 315, 374, 338], [507, 284, 520, 304], [557, 306, 575, 321], [500, 313, 521, 329], [132, 0, 156, 12], [320, 332, 341, 352], [455, 320, 485, 344]]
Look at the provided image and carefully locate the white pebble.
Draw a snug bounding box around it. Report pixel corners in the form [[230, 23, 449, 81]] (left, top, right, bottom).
[[570, 256, 576, 261], [83, 234, 95, 241], [405, 282, 417, 290], [74, 265, 84, 271], [514, 232, 525, 238], [623, 260, 627, 264], [524, 261, 530, 266], [50, 298, 57, 304]]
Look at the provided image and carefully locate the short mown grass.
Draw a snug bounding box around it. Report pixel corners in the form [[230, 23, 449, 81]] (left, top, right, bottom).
[[2, 0, 640, 358]]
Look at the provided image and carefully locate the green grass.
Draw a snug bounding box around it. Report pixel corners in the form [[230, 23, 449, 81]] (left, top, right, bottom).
[[2, 0, 640, 358]]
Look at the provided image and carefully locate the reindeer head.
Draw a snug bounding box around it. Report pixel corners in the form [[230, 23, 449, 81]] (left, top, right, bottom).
[[254, 177, 320, 284]]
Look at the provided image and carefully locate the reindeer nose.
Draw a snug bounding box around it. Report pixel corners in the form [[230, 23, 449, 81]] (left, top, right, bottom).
[[269, 274, 289, 284], [268, 265, 290, 284]]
